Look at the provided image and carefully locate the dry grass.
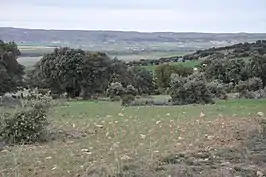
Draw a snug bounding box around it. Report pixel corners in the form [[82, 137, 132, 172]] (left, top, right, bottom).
[[0, 99, 266, 177]]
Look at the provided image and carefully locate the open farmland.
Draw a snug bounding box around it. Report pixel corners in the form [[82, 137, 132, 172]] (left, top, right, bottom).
[[1, 99, 266, 177]]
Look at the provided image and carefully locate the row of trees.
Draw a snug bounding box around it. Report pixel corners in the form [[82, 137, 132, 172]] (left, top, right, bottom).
[[201, 55, 266, 87], [126, 56, 184, 67], [2, 40, 189, 99], [1, 40, 266, 104], [25, 47, 158, 99], [183, 40, 266, 60]]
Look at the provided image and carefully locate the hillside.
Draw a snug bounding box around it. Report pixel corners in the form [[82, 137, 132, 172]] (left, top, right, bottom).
[[183, 40, 266, 60], [1, 27, 266, 56]]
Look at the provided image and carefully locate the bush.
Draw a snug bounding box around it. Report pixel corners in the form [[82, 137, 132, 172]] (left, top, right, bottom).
[[170, 73, 214, 105], [239, 87, 266, 99], [239, 91, 257, 99], [155, 64, 193, 89], [125, 85, 138, 96], [121, 94, 135, 106], [201, 58, 251, 85], [248, 77, 263, 91], [0, 101, 50, 144], [110, 96, 121, 101], [235, 77, 263, 92], [106, 82, 125, 100], [206, 81, 227, 99], [224, 82, 235, 93]]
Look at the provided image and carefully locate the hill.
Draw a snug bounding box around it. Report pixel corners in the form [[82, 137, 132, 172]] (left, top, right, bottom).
[[183, 40, 266, 60], [1, 27, 266, 57]]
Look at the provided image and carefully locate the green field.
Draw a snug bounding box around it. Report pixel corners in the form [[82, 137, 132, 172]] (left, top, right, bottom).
[[1, 98, 266, 177]]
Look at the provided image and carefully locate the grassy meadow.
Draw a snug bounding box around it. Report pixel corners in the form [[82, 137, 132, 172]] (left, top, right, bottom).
[[1, 98, 266, 177]]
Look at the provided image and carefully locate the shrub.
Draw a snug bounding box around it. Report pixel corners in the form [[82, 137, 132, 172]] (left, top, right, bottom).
[[110, 96, 121, 101], [106, 82, 125, 100], [206, 81, 227, 99], [155, 64, 193, 89], [248, 77, 263, 91], [202, 58, 251, 85], [0, 101, 50, 144], [235, 77, 263, 92], [121, 94, 135, 106], [224, 82, 235, 93], [170, 73, 214, 105], [125, 85, 138, 96], [239, 91, 257, 99]]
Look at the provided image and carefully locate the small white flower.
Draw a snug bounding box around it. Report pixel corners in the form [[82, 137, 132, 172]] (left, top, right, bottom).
[[140, 134, 146, 139]]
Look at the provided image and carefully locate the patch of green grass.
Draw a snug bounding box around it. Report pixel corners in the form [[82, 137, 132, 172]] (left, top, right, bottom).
[[0, 99, 265, 176]]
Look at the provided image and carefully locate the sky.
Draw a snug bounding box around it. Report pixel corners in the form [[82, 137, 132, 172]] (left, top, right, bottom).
[[1, 0, 266, 33]]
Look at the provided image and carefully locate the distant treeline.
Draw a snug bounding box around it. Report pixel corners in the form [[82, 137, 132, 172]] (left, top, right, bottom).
[[126, 56, 184, 67], [20, 49, 193, 58], [125, 40, 266, 67], [183, 40, 266, 60]]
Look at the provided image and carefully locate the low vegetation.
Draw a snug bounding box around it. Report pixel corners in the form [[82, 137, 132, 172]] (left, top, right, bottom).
[[1, 39, 266, 177], [0, 99, 266, 176]]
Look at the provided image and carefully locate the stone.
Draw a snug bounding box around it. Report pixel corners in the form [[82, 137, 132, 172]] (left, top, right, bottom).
[[257, 112, 265, 117]]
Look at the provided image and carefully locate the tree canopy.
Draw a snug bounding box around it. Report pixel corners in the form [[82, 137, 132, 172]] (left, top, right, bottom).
[[33, 47, 111, 98], [0, 40, 24, 96]]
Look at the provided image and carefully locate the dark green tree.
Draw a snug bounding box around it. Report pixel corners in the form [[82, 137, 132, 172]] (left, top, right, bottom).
[[0, 40, 24, 96], [250, 55, 266, 86], [201, 57, 251, 85], [108, 59, 135, 87], [130, 66, 155, 95], [33, 48, 111, 99], [155, 64, 193, 89]]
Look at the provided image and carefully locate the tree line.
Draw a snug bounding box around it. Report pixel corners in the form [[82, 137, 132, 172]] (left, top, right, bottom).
[[1, 40, 266, 104], [183, 40, 266, 60]]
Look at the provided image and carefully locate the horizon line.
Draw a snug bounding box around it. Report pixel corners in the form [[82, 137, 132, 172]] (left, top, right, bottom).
[[1, 26, 266, 34]]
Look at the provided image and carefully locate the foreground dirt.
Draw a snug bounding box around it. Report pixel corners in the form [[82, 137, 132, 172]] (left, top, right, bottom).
[[85, 117, 266, 177]]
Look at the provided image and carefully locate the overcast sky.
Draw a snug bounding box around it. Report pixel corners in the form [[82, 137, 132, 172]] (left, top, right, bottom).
[[1, 0, 266, 32]]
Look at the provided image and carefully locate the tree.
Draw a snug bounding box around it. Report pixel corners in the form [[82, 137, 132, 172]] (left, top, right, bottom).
[[108, 59, 135, 87], [106, 82, 125, 100], [0, 40, 24, 96], [130, 66, 155, 95], [33, 48, 111, 99], [169, 73, 214, 105], [250, 55, 266, 86], [155, 64, 193, 89], [201, 57, 251, 85]]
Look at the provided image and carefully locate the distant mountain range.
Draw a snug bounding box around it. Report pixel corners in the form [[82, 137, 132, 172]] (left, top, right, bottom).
[[1, 27, 266, 52]]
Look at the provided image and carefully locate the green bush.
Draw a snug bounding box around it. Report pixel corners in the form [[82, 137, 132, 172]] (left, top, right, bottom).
[[235, 77, 263, 92], [206, 81, 227, 99], [106, 82, 125, 100], [155, 64, 193, 89], [239, 91, 257, 99], [170, 73, 214, 105], [121, 94, 135, 106], [247, 77, 263, 91], [0, 102, 50, 144], [223, 82, 235, 93], [110, 96, 121, 101], [125, 85, 138, 96], [107, 83, 138, 101]]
